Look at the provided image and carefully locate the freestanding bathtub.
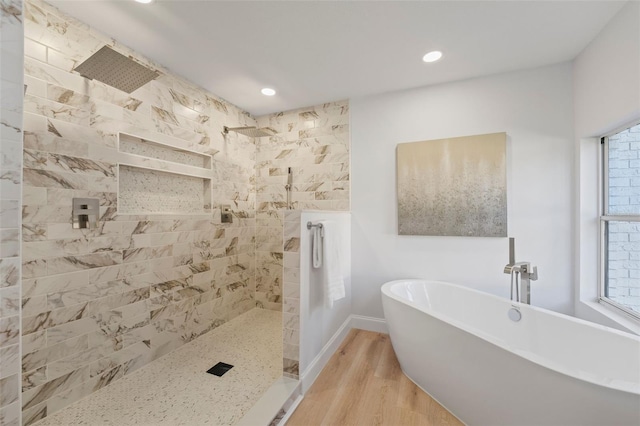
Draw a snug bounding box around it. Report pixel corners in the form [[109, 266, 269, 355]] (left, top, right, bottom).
[[381, 279, 640, 426]]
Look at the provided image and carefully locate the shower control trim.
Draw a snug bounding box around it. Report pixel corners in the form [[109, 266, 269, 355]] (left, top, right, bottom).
[[72, 198, 99, 229], [221, 205, 233, 223]]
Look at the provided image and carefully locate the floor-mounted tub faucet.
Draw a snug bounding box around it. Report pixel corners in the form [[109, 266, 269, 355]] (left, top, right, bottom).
[[503, 238, 538, 304]]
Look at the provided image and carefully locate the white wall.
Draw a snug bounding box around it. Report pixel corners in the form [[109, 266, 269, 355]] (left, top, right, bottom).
[[299, 211, 351, 376], [573, 1, 640, 333], [573, 1, 640, 139], [351, 63, 574, 319]]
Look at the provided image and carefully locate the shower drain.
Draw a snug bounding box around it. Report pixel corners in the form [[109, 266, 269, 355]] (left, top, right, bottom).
[[207, 362, 234, 377]]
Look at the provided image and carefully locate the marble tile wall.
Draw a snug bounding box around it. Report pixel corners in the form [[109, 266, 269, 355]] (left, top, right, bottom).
[[282, 212, 300, 379], [254, 101, 350, 313], [20, 0, 257, 423], [1, 1, 24, 425], [256, 101, 350, 212]]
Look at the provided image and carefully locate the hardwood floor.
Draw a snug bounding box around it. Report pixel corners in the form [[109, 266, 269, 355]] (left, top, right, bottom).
[[286, 329, 462, 426]]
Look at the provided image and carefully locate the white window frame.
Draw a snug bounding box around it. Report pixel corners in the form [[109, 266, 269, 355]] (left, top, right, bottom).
[[599, 123, 640, 322]]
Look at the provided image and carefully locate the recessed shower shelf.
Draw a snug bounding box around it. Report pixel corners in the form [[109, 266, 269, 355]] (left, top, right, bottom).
[[118, 164, 212, 216], [119, 132, 212, 170], [115, 132, 213, 216]]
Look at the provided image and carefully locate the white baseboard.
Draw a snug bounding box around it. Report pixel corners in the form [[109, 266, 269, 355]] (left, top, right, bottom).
[[349, 314, 388, 333], [299, 315, 352, 394]]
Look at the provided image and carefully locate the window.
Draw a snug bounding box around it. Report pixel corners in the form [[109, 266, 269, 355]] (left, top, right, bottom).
[[601, 123, 640, 319]]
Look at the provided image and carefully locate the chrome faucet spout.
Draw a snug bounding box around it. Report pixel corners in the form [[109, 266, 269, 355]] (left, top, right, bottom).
[[503, 238, 538, 304], [512, 262, 538, 304], [509, 266, 521, 302]]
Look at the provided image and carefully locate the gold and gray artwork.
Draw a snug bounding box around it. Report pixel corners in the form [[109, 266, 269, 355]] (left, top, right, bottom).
[[396, 132, 507, 237]]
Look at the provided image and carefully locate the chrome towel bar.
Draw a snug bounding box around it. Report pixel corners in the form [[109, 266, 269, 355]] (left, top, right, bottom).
[[307, 221, 323, 230]]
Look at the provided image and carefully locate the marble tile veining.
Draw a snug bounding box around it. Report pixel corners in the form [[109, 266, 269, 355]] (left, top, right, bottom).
[[14, 0, 355, 421], [254, 101, 349, 319], [20, 0, 259, 421], [281, 214, 301, 379], [32, 309, 283, 426], [1, 0, 24, 422]]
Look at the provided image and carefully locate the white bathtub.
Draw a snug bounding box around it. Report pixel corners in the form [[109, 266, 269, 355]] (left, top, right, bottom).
[[381, 279, 640, 426]]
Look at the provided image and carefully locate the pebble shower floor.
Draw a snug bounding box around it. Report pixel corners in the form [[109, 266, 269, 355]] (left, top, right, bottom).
[[32, 309, 282, 426]]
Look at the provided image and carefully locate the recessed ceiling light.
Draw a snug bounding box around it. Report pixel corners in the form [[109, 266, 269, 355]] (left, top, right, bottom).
[[134, 0, 153, 4], [422, 51, 443, 63], [261, 88, 276, 96]]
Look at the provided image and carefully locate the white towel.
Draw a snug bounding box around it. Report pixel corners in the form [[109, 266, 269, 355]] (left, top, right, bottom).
[[312, 225, 323, 269], [318, 220, 345, 308]]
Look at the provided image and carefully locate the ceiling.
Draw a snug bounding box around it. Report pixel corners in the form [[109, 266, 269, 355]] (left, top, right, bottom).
[[48, 0, 626, 117]]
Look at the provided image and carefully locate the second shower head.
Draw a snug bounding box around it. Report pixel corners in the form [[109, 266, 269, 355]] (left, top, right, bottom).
[[223, 126, 277, 138]]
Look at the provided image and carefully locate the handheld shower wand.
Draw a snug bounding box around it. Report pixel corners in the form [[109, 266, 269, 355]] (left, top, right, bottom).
[[285, 167, 293, 210]]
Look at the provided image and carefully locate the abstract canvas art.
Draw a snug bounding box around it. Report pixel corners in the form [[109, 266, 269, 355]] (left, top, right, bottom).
[[396, 132, 507, 237]]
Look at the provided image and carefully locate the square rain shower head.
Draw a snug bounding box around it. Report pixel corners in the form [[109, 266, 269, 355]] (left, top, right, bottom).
[[74, 46, 160, 93]]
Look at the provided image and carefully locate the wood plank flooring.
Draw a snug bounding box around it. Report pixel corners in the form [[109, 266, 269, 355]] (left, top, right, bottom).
[[286, 329, 462, 426]]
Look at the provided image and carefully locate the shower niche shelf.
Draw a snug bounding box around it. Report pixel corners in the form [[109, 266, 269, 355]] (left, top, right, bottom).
[[118, 164, 211, 215], [116, 132, 213, 216], [119, 132, 212, 170]]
